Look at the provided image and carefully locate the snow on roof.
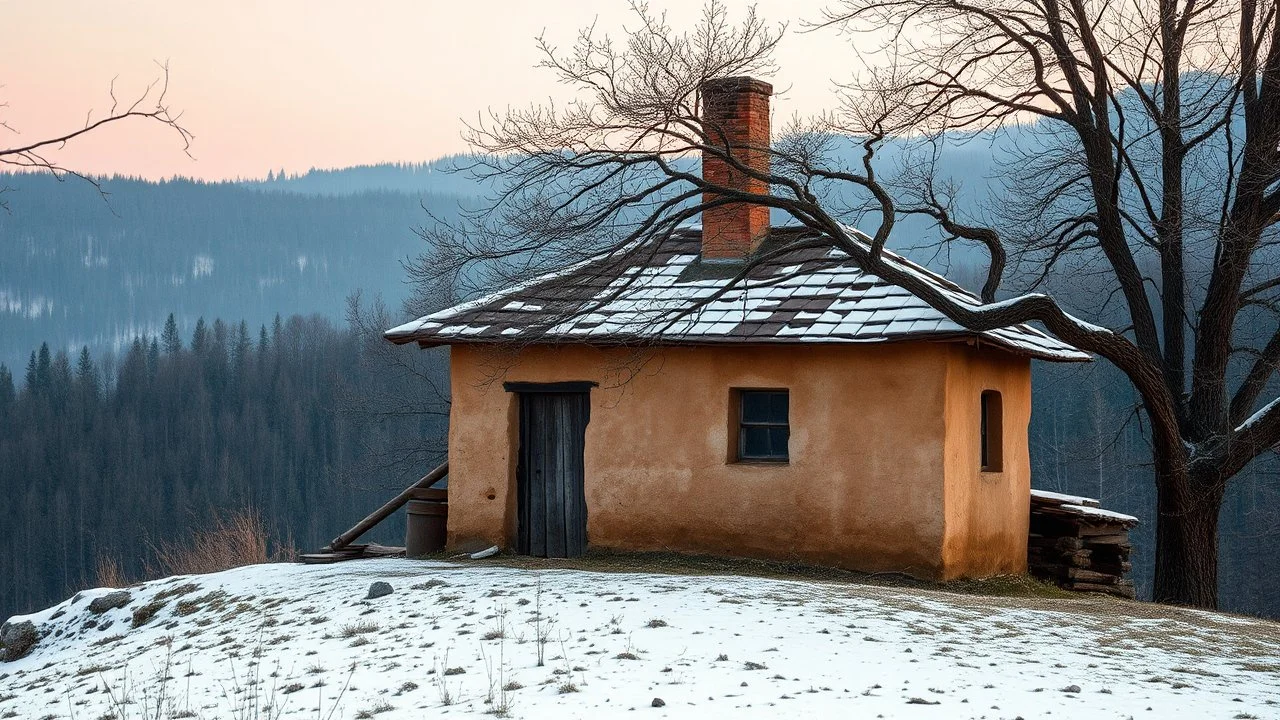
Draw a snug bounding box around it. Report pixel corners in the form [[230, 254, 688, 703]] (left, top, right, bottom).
[[385, 227, 1090, 362], [1030, 489, 1102, 508], [1031, 489, 1138, 525], [1062, 504, 1141, 525]]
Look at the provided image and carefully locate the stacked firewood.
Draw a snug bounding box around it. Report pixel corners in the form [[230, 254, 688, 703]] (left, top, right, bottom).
[[1028, 489, 1138, 599]]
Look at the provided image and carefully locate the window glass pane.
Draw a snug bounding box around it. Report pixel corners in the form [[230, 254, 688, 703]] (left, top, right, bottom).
[[741, 426, 772, 457], [980, 393, 989, 467], [768, 426, 789, 457], [741, 392, 770, 422], [770, 392, 789, 423], [742, 391, 787, 423], [980, 390, 1003, 471]]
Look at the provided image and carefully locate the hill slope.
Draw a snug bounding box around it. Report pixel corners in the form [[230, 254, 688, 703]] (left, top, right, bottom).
[[2, 560, 1277, 719]]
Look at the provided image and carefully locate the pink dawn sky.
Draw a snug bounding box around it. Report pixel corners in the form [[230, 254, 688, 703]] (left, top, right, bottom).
[[1, 0, 858, 181]]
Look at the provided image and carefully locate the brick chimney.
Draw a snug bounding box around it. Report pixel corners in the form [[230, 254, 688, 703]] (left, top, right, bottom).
[[700, 76, 772, 261]]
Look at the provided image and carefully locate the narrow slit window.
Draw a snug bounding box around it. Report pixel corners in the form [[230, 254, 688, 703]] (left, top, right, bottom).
[[737, 389, 789, 462], [981, 390, 1003, 472]]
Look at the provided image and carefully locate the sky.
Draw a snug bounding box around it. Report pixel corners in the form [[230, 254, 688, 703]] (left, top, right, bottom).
[[1, 0, 858, 181]]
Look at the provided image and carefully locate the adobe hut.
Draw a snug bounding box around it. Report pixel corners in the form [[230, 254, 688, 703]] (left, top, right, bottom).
[[386, 76, 1089, 580]]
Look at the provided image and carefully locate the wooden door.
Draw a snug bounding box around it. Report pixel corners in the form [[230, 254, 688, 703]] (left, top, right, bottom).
[[516, 390, 589, 557]]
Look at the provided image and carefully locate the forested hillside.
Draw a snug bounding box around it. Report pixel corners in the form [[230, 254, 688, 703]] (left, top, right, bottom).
[[0, 312, 448, 621], [0, 172, 474, 372]]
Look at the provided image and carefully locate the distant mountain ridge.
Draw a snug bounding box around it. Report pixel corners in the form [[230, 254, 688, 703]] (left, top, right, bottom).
[[241, 156, 490, 197]]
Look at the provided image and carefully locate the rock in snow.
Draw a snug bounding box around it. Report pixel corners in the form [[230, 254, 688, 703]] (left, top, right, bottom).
[[1, 559, 1277, 719], [366, 581, 394, 600], [87, 590, 132, 615], [0, 619, 38, 662]]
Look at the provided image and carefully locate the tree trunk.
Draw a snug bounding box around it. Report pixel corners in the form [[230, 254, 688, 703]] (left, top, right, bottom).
[[1151, 469, 1222, 608]]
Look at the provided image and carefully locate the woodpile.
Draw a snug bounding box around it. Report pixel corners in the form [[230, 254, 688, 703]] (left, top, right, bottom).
[[1028, 489, 1138, 599]]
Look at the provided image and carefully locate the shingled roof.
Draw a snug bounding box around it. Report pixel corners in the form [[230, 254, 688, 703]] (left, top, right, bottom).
[[385, 226, 1089, 362]]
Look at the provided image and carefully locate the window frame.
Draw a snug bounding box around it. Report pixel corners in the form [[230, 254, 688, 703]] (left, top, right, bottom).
[[733, 388, 790, 463], [980, 389, 1004, 473]]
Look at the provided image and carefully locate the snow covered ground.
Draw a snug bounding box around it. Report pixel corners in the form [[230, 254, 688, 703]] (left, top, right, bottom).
[[2, 559, 1278, 719]]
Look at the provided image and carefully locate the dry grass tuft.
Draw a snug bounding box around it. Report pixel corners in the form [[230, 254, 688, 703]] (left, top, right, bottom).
[[148, 507, 293, 577], [94, 554, 131, 589]]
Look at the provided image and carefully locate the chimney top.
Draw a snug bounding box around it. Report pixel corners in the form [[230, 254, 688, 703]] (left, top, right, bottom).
[[700, 76, 774, 97]]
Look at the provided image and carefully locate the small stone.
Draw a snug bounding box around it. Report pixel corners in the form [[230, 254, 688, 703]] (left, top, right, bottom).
[[651, 697, 665, 707], [1061, 685, 1081, 694], [366, 581, 394, 600], [89, 591, 133, 615], [0, 620, 39, 662]]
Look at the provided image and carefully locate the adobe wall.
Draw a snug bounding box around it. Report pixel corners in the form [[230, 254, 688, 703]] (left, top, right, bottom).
[[940, 343, 1033, 579], [445, 341, 1030, 579]]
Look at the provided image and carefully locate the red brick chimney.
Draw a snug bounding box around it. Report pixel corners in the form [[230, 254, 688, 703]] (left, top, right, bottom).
[[700, 76, 772, 261]]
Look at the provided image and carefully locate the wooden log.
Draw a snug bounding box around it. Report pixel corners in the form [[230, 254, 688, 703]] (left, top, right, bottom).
[[1029, 535, 1084, 551], [1081, 531, 1131, 544], [1088, 561, 1133, 574], [328, 461, 449, 551], [1036, 565, 1124, 584], [1064, 567, 1121, 583], [1028, 548, 1092, 567], [1078, 524, 1131, 537], [1030, 516, 1084, 538]]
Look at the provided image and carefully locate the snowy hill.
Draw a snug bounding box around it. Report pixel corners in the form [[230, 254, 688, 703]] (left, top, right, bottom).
[[2, 559, 1278, 719]]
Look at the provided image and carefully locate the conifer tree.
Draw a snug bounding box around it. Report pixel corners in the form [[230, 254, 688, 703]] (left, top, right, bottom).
[[75, 347, 99, 400], [0, 364, 14, 415], [35, 343, 53, 394], [147, 338, 161, 374], [23, 352, 37, 393], [191, 317, 209, 355], [51, 350, 73, 408], [162, 313, 182, 355], [233, 321, 251, 370]]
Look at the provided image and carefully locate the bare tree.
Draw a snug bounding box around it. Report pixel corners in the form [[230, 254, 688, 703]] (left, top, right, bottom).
[[0, 62, 192, 210], [409, 0, 1280, 608], [342, 291, 452, 488]]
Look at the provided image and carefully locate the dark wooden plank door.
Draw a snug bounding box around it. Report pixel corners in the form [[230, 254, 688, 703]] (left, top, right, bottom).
[[516, 391, 589, 557]]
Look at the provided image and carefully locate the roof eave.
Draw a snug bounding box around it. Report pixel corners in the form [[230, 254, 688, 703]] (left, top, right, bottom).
[[381, 330, 1092, 362]]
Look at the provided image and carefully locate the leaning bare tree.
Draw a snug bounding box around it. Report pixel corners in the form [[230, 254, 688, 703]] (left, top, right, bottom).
[[0, 62, 191, 210], [410, 0, 1280, 608]]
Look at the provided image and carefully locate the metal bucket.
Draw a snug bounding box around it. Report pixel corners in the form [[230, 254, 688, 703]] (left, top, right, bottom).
[[406, 489, 447, 557]]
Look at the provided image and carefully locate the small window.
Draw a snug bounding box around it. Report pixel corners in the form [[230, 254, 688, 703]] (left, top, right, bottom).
[[981, 390, 1003, 472], [737, 389, 789, 462]]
